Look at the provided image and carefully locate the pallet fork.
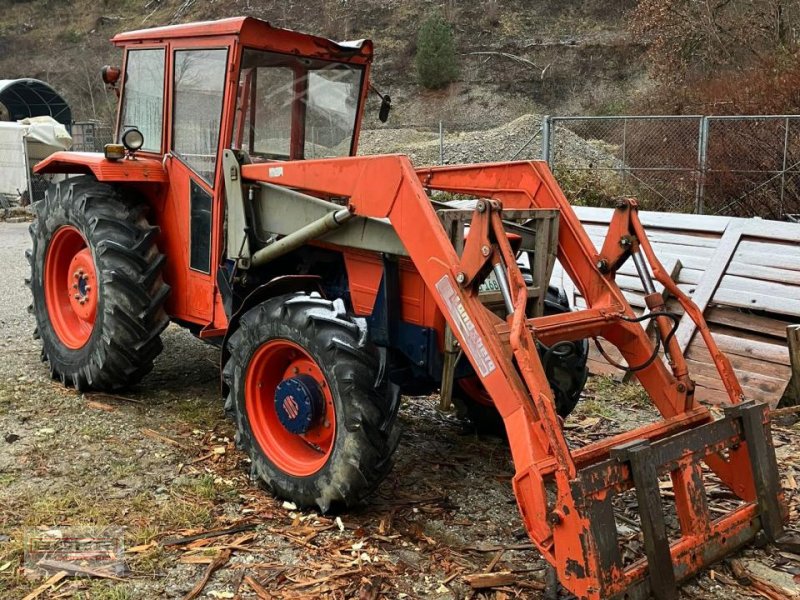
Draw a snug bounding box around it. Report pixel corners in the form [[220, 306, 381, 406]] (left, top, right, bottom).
[[242, 155, 786, 600]]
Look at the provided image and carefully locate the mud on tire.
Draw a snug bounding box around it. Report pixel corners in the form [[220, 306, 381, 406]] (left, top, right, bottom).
[[223, 293, 401, 513], [28, 176, 169, 390]]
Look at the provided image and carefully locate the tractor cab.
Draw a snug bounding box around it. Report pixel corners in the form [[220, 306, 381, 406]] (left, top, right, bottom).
[[55, 17, 378, 329], [108, 17, 373, 172]]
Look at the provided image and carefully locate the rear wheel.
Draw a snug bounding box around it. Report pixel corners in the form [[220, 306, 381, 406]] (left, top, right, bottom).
[[28, 176, 169, 390], [223, 293, 401, 512], [453, 286, 589, 435]]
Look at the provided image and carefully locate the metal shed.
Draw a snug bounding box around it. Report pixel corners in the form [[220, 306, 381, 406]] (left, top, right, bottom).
[[0, 78, 71, 126]]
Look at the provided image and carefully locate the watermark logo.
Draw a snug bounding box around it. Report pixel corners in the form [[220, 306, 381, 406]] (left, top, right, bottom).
[[23, 526, 126, 578]]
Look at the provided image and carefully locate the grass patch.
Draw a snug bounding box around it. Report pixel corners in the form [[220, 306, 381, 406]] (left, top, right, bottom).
[[73, 581, 135, 600], [575, 375, 651, 420]]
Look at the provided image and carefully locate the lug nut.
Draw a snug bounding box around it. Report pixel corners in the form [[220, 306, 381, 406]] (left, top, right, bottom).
[[74, 294, 81, 300], [84, 285, 91, 292]]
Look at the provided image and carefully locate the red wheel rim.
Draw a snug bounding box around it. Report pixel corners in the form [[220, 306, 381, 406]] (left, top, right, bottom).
[[459, 376, 494, 407], [245, 340, 336, 477], [44, 226, 97, 349]]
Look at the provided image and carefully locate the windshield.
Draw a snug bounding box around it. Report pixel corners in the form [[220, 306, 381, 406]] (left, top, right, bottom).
[[232, 49, 363, 160]]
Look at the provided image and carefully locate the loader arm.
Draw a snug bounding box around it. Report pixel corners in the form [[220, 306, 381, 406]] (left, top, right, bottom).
[[241, 156, 785, 600]]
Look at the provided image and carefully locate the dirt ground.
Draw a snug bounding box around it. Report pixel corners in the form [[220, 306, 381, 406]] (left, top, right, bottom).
[[0, 220, 798, 600]]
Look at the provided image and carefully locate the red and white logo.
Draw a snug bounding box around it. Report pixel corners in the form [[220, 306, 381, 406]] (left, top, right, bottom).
[[283, 396, 299, 420]]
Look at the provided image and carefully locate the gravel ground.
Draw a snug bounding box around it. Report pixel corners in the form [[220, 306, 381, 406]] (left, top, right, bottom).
[[0, 221, 797, 599], [359, 114, 623, 169]]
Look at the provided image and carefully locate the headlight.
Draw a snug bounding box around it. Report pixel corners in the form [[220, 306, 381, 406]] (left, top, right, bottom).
[[121, 128, 144, 152]]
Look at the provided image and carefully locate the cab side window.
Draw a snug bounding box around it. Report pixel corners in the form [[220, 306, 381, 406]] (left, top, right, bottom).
[[119, 48, 165, 153], [172, 48, 228, 184]]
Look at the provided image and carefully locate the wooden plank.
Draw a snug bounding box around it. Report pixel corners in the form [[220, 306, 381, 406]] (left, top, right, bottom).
[[686, 343, 791, 380], [681, 262, 800, 287], [786, 324, 800, 405], [583, 225, 719, 249], [712, 289, 800, 316], [574, 205, 732, 234], [675, 222, 744, 351], [735, 245, 800, 272], [704, 306, 790, 340], [686, 361, 789, 397], [712, 331, 790, 365], [685, 365, 785, 407]]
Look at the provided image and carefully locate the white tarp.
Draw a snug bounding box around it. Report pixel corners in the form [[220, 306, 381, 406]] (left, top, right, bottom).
[[0, 117, 71, 200], [0, 122, 28, 199], [19, 116, 72, 160]]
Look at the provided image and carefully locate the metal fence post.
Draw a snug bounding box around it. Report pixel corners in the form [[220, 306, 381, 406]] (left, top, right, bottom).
[[780, 116, 789, 212], [541, 115, 551, 164], [621, 117, 628, 192], [694, 116, 709, 214], [439, 121, 444, 165]]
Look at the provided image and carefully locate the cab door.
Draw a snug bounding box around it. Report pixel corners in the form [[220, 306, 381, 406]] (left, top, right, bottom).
[[162, 44, 231, 324]]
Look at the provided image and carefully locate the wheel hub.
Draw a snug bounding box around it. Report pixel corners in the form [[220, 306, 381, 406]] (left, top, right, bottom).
[[274, 374, 324, 434], [67, 249, 97, 321]]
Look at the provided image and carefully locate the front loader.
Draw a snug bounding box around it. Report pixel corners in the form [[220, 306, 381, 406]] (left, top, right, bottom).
[[30, 17, 785, 599]]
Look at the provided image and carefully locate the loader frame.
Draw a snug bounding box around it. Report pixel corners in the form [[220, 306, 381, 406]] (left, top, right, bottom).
[[241, 155, 785, 600]]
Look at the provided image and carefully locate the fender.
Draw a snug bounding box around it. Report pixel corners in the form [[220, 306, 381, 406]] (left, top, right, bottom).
[[219, 275, 325, 394], [34, 151, 168, 183]]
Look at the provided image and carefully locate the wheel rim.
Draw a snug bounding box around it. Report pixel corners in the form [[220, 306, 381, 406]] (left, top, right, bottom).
[[44, 226, 97, 349], [245, 339, 336, 477]]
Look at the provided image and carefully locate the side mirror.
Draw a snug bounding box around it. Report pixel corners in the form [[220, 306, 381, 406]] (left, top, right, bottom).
[[101, 66, 121, 96], [378, 95, 392, 123]]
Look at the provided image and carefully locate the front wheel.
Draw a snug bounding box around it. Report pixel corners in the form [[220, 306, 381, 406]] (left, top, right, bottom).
[[223, 293, 401, 512]]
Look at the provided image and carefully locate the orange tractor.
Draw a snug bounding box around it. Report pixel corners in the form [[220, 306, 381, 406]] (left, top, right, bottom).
[[30, 17, 785, 599]]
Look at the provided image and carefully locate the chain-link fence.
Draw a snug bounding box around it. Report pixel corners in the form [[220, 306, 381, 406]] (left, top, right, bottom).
[[543, 115, 800, 219], [70, 121, 114, 152]]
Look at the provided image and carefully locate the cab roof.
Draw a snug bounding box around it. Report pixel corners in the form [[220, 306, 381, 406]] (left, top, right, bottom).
[[111, 16, 373, 62]]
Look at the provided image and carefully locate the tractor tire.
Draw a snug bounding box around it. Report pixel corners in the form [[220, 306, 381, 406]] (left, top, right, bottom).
[[223, 292, 401, 513], [28, 176, 169, 391], [453, 286, 589, 436]]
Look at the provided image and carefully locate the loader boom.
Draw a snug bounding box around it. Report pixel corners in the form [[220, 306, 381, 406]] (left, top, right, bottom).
[[242, 155, 785, 599]]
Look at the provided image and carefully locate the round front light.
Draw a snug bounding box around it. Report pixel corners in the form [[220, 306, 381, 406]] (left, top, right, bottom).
[[121, 128, 144, 152]]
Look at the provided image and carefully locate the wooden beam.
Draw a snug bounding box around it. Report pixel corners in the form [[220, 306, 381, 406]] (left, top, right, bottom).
[[785, 324, 800, 406], [675, 222, 744, 351]]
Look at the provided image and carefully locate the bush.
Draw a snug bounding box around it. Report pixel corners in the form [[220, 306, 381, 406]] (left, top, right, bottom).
[[415, 13, 459, 90]]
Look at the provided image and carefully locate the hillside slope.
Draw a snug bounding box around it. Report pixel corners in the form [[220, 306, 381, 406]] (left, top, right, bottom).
[[0, 0, 645, 129]]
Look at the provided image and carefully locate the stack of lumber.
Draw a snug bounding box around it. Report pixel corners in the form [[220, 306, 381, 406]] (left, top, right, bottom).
[[550, 207, 800, 407]]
